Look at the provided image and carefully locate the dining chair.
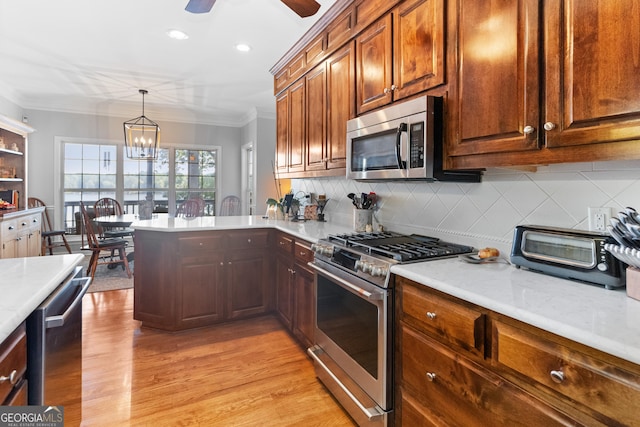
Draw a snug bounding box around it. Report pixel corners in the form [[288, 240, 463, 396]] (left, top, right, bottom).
[[219, 195, 241, 216], [177, 199, 202, 217], [80, 202, 132, 279], [28, 197, 72, 256], [94, 197, 134, 239]]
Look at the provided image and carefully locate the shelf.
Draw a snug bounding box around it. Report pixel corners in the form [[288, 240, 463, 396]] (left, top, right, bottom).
[[0, 148, 23, 156], [0, 178, 23, 182]]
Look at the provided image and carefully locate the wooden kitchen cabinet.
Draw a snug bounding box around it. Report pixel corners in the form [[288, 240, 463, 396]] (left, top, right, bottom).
[[396, 277, 582, 426], [492, 318, 640, 426], [292, 241, 315, 348], [356, 0, 445, 114], [275, 233, 295, 329], [325, 42, 354, 171], [274, 231, 315, 348], [134, 229, 272, 331], [447, 0, 640, 169], [396, 276, 640, 426], [275, 79, 306, 175], [0, 322, 28, 406]]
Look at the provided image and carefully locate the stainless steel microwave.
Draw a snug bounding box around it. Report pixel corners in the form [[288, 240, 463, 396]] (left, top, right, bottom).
[[346, 96, 480, 182]]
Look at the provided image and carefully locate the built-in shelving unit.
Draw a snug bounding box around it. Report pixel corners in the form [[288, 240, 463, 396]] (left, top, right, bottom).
[[0, 115, 34, 209]]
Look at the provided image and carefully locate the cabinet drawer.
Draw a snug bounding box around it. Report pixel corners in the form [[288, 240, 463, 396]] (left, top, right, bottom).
[[399, 280, 484, 357], [275, 233, 294, 254], [178, 234, 224, 255], [227, 230, 270, 249], [294, 241, 313, 264], [492, 320, 640, 426], [0, 323, 27, 404], [20, 214, 40, 231], [1, 219, 18, 238], [399, 324, 576, 426]]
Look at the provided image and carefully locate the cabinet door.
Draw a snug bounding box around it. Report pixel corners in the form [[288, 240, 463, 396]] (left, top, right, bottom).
[[448, 0, 541, 157], [393, 0, 445, 100], [293, 264, 315, 349], [288, 79, 306, 173], [178, 253, 225, 328], [305, 63, 327, 171], [543, 0, 640, 149], [356, 14, 393, 114], [275, 91, 289, 174], [326, 42, 355, 170], [275, 252, 294, 329], [226, 249, 271, 319]]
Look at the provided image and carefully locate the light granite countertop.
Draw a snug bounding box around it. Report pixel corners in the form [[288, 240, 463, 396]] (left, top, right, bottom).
[[0, 254, 84, 342], [392, 257, 640, 366]]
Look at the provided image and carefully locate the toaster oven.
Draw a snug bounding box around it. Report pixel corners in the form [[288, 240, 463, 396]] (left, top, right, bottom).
[[510, 225, 625, 289]]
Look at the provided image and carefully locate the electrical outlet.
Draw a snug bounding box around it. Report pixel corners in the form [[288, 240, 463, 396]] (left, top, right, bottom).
[[588, 207, 611, 232]]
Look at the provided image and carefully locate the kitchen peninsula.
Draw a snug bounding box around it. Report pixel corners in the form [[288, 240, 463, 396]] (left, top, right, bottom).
[[132, 216, 640, 424]]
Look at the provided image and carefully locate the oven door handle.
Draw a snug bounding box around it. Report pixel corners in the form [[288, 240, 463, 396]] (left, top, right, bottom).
[[308, 262, 384, 301], [45, 277, 92, 329]]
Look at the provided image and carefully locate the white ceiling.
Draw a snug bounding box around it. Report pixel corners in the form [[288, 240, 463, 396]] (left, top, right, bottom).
[[0, 0, 337, 126]]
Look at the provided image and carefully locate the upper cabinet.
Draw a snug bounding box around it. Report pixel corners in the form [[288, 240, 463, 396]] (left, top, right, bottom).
[[0, 115, 34, 210], [447, 0, 640, 169], [356, 0, 445, 114]]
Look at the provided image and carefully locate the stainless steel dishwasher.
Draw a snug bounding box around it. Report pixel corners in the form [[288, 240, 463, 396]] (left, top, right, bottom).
[[27, 266, 91, 419]]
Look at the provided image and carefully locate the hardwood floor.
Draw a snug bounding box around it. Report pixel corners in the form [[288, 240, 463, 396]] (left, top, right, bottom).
[[70, 289, 355, 426]]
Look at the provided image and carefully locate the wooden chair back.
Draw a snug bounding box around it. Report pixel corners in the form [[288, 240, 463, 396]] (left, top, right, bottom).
[[177, 199, 202, 217], [28, 197, 53, 232], [219, 195, 240, 216], [94, 197, 123, 217], [28, 197, 72, 255]]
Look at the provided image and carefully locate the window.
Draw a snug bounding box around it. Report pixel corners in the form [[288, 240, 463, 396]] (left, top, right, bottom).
[[62, 142, 218, 232]]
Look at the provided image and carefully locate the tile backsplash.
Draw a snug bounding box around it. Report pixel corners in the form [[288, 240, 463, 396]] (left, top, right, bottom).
[[292, 160, 640, 254]]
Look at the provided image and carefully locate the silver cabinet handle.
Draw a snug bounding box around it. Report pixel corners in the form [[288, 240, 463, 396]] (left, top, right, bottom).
[[391, 84, 397, 91], [550, 369, 564, 383], [523, 125, 535, 134], [8, 226, 14, 230], [426, 311, 437, 320], [0, 370, 18, 385], [426, 372, 437, 382], [544, 122, 557, 131]]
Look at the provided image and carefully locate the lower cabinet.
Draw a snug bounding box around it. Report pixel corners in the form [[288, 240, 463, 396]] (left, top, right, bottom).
[[274, 232, 315, 348], [396, 276, 640, 426], [0, 209, 42, 259], [134, 229, 272, 331], [0, 322, 27, 406]]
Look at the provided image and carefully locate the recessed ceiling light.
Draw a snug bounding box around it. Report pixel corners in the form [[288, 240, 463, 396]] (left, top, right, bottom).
[[236, 43, 251, 52], [167, 29, 189, 40]]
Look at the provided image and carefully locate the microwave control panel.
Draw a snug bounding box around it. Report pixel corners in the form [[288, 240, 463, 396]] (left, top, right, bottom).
[[409, 122, 425, 168]]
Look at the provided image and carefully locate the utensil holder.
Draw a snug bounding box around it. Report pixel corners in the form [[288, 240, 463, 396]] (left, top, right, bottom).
[[353, 209, 372, 232]]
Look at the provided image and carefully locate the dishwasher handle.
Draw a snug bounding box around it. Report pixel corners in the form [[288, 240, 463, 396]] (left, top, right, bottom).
[[45, 277, 92, 329]]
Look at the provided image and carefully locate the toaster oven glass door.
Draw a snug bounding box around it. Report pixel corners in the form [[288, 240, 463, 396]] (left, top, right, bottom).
[[521, 230, 596, 268]]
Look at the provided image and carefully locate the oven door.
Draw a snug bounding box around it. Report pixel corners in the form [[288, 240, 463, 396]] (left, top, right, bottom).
[[308, 260, 392, 425]]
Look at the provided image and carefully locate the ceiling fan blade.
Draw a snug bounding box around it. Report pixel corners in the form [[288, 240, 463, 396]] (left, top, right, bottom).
[[185, 0, 216, 14], [280, 0, 321, 18]]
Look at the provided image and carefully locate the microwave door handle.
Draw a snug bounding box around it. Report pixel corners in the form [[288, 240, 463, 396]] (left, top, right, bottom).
[[396, 123, 408, 171]]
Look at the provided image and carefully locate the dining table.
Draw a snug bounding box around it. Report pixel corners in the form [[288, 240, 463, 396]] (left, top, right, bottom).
[[93, 214, 137, 267]]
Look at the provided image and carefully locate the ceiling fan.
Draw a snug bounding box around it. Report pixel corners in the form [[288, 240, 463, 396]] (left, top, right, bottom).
[[185, 0, 321, 18]]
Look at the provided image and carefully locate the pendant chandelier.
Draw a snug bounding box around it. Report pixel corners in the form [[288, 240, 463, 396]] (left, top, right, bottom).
[[123, 89, 160, 160]]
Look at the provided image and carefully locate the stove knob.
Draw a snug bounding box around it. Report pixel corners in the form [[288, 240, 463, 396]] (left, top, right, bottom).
[[370, 265, 388, 277], [356, 260, 370, 274], [311, 243, 320, 253]]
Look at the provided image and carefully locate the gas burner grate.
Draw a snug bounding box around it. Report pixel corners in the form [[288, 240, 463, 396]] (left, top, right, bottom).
[[326, 232, 473, 262]]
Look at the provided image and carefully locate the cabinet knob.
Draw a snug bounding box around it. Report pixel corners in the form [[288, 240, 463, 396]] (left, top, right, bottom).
[[523, 125, 535, 135], [550, 369, 565, 383], [425, 372, 437, 382], [383, 87, 389, 94], [220, 262, 224, 266], [21, 222, 27, 226], [543, 122, 557, 131], [8, 226, 14, 230], [33, 218, 38, 223], [299, 251, 307, 257], [0, 369, 18, 385], [426, 311, 437, 320], [247, 238, 252, 243], [391, 84, 397, 91]]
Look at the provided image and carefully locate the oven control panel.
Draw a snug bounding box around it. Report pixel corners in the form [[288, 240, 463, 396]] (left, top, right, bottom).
[[355, 259, 389, 277]]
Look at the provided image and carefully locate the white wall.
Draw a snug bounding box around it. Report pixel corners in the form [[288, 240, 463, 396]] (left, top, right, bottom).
[[293, 160, 640, 255], [23, 109, 242, 213]]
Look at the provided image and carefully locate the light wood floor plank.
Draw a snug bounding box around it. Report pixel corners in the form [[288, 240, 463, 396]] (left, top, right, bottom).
[[69, 289, 355, 426]]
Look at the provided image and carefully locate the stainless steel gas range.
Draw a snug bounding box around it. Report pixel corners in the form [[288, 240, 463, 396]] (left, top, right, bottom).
[[308, 231, 473, 426]]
